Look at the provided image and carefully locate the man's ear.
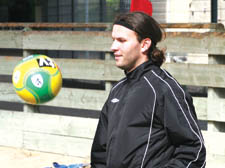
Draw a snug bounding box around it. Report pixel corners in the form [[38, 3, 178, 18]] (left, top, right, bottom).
[[141, 38, 151, 53]]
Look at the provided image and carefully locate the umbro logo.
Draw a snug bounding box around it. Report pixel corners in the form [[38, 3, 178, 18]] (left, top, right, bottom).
[[111, 98, 120, 103]]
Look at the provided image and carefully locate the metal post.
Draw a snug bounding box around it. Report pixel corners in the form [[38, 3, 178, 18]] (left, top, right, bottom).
[[100, 0, 106, 22], [85, 0, 89, 57], [211, 0, 218, 23]]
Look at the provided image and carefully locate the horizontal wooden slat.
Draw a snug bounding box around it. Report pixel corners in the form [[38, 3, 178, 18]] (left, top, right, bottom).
[[0, 31, 22, 49], [49, 60, 225, 88], [0, 22, 111, 29], [23, 31, 225, 54], [56, 58, 106, 81], [0, 30, 225, 54], [159, 31, 225, 55], [23, 132, 93, 157], [2, 56, 225, 88], [0, 22, 223, 30], [46, 88, 107, 110], [0, 56, 21, 75], [0, 110, 98, 139], [0, 82, 107, 110], [0, 110, 25, 148], [0, 57, 112, 81], [0, 83, 20, 101], [0, 57, 109, 81], [0, 128, 23, 148], [0, 82, 209, 121], [23, 113, 98, 139], [160, 23, 224, 30], [0, 110, 97, 157], [162, 63, 225, 88], [22, 31, 112, 52]]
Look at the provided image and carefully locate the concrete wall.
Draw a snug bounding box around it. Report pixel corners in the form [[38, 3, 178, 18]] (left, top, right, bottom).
[[152, 0, 225, 25], [218, 0, 225, 24]]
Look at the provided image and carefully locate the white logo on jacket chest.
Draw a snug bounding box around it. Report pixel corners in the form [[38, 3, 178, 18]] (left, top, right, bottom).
[[111, 98, 120, 103]]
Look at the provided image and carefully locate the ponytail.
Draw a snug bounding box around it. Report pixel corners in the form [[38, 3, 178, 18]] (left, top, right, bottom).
[[150, 46, 165, 67], [148, 43, 165, 67]]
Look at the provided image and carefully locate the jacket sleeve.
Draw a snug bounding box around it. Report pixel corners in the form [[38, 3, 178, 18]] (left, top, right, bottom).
[[91, 102, 108, 168], [163, 88, 206, 168]]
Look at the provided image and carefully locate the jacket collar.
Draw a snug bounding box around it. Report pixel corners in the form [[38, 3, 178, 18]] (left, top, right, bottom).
[[124, 60, 156, 80]]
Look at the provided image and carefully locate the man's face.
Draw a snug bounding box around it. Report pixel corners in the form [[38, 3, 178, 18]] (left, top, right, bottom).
[[111, 25, 148, 72]]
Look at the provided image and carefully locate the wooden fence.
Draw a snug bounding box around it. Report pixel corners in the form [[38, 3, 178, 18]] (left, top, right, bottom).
[[0, 23, 225, 167]]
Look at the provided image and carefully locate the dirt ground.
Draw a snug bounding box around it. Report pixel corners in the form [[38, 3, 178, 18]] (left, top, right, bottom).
[[0, 146, 90, 168], [1, 146, 225, 168]]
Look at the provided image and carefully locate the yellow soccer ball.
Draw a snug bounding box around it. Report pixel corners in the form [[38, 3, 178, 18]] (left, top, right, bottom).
[[12, 54, 62, 104]]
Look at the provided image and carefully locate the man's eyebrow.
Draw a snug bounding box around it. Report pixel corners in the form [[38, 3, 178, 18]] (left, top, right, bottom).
[[112, 36, 126, 40]]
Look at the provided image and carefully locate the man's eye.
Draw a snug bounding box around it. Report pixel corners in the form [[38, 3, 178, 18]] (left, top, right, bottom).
[[118, 39, 126, 42]]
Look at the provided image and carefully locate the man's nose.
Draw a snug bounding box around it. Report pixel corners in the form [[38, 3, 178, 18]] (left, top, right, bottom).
[[111, 40, 118, 52]]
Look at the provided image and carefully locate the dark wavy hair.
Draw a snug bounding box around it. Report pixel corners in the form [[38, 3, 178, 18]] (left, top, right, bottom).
[[113, 12, 166, 67]]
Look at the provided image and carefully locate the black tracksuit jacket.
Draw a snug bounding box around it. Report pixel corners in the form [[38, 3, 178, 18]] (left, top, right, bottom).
[[91, 61, 206, 168]]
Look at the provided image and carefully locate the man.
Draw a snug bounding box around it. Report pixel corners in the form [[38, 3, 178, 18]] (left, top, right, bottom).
[[91, 12, 206, 168]]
